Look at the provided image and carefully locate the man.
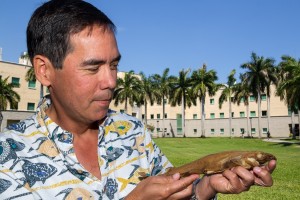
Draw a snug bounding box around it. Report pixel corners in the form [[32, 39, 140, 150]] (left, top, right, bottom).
[[0, 0, 276, 199]]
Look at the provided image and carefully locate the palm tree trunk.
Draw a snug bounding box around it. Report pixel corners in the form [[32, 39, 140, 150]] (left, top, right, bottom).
[[201, 96, 206, 137], [162, 97, 165, 137], [291, 111, 296, 139], [298, 110, 300, 140], [144, 99, 148, 126], [182, 95, 185, 137], [0, 111, 3, 131], [267, 95, 271, 135], [229, 98, 232, 138], [257, 90, 262, 138], [125, 98, 128, 113], [246, 104, 250, 137]]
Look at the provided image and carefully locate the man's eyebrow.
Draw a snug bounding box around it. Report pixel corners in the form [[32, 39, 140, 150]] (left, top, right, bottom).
[[81, 54, 121, 66], [112, 54, 122, 63]]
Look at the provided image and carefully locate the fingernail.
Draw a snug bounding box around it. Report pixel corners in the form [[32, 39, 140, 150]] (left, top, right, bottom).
[[172, 173, 180, 180], [253, 167, 261, 173]]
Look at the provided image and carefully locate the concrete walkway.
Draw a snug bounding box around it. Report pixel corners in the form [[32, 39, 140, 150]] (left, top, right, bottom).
[[263, 138, 300, 144]]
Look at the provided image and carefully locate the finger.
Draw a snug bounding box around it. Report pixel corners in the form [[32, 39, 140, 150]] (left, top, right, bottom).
[[266, 160, 277, 173], [166, 174, 199, 195], [168, 184, 194, 200], [222, 169, 244, 193], [231, 167, 255, 190], [222, 167, 255, 194], [253, 167, 273, 187]]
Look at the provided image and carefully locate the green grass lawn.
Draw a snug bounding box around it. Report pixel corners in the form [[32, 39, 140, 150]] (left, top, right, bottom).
[[153, 137, 300, 200]]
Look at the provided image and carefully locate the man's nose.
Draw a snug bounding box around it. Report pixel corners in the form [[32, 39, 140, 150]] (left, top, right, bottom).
[[99, 66, 117, 89]]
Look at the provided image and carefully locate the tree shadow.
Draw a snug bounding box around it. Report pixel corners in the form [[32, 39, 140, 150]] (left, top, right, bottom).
[[270, 142, 300, 147]]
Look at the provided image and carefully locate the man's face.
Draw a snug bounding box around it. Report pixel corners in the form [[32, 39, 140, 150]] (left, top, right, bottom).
[[48, 25, 120, 125]]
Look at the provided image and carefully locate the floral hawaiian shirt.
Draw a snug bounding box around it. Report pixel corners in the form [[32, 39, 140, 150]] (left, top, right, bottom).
[[0, 96, 172, 199]]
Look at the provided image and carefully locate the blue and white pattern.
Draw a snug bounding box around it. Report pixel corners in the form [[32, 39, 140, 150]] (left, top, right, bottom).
[[0, 96, 172, 199]]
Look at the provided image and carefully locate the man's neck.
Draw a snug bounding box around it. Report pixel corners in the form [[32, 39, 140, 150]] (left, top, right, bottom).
[[45, 105, 102, 136]]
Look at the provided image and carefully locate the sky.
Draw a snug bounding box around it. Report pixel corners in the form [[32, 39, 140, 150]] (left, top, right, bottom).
[[0, 0, 300, 83]]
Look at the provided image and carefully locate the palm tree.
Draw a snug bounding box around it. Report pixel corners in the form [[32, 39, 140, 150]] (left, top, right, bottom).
[[218, 69, 236, 138], [191, 64, 219, 137], [152, 68, 176, 137], [169, 69, 196, 137], [0, 77, 20, 129], [232, 74, 251, 137], [138, 72, 158, 128], [277, 55, 300, 139], [264, 66, 278, 137], [113, 70, 141, 112], [240, 52, 276, 138], [23, 50, 44, 99]]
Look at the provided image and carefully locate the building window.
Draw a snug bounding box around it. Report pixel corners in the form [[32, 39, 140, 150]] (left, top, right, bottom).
[[156, 128, 160, 132], [220, 128, 224, 134], [251, 128, 256, 134], [220, 113, 224, 118], [232, 128, 234, 134], [262, 128, 268, 134], [250, 95, 255, 102], [261, 94, 267, 101], [12, 77, 20, 88], [240, 111, 245, 117], [163, 99, 167, 104], [28, 80, 36, 88], [262, 110, 267, 117], [193, 129, 197, 134], [193, 114, 197, 119], [231, 112, 234, 117], [150, 114, 154, 119], [240, 97, 245, 102], [132, 112, 137, 117], [210, 113, 215, 119], [240, 128, 245, 134], [27, 103, 35, 111], [142, 114, 145, 119], [157, 114, 160, 119], [164, 114, 167, 118], [231, 97, 234, 102], [120, 109, 125, 113], [210, 98, 214, 105], [250, 111, 256, 117], [210, 129, 215, 134]]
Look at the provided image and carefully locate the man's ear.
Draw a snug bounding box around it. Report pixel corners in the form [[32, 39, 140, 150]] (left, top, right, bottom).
[[33, 55, 53, 87]]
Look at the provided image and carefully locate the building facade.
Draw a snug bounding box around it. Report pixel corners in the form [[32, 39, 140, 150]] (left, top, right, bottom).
[[1, 60, 298, 137]]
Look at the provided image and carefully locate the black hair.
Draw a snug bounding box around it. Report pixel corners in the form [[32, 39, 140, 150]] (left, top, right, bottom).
[[27, 0, 116, 69]]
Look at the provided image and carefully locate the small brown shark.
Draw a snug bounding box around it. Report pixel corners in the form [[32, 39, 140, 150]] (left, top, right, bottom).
[[164, 151, 276, 177], [139, 151, 276, 178]]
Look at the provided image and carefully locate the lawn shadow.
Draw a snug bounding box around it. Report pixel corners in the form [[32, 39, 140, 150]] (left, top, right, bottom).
[[270, 142, 300, 147]]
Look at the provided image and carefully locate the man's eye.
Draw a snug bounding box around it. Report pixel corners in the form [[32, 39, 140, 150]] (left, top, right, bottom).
[[111, 62, 119, 70], [88, 67, 99, 72]]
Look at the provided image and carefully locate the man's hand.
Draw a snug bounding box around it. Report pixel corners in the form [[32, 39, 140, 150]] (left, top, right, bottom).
[[195, 160, 277, 199], [126, 173, 199, 200]]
